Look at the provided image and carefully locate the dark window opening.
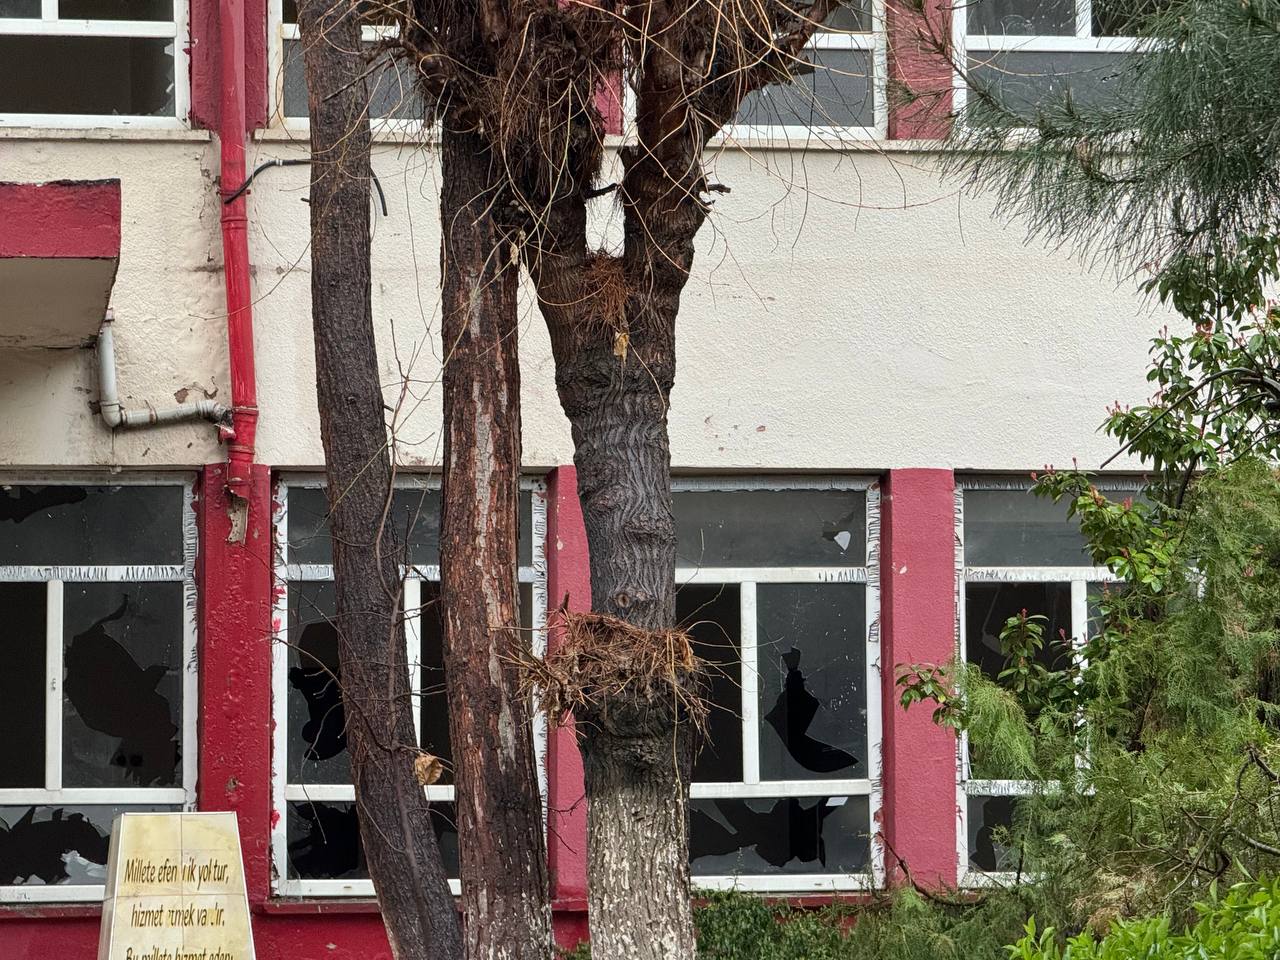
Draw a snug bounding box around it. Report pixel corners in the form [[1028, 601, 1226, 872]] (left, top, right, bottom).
[[680, 584, 743, 783], [0, 36, 174, 117], [286, 800, 459, 880], [0, 583, 46, 789], [690, 796, 870, 876]]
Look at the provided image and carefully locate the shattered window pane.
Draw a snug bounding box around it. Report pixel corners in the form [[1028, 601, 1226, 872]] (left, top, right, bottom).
[[679, 584, 743, 783], [286, 581, 349, 785], [758, 584, 866, 782], [286, 800, 458, 880], [674, 489, 865, 568], [62, 582, 183, 788], [964, 489, 1092, 567], [965, 582, 1073, 680], [0, 583, 46, 788], [967, 795, 1023, 872], [418, 582, 452, 781], [0, 485, 183, 566], [690, 796, 869, 876], [0, 805, 167, 886]]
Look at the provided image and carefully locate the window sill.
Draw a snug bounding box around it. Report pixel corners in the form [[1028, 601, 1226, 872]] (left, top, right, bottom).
[[252, 123, 947, 154], [0, 126, 212, 142]]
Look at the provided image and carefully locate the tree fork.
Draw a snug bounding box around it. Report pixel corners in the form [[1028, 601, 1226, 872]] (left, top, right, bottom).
[[296, 3, 462, 958], [440, 123, 553, 960]]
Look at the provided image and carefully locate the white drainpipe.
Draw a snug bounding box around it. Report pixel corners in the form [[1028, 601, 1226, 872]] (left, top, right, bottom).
[[98, 310, 232, 430]]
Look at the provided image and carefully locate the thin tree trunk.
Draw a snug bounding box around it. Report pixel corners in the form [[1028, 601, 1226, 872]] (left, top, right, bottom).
[[439, 123, 553, 960], [297, 5, 463, 958]]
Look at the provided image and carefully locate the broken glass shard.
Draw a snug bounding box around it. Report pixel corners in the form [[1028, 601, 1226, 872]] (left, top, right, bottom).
[[62, 582, 182, 788], [286, 800, 458, 880], [758, 584, 866, 781], [689, 796, 869, 876]]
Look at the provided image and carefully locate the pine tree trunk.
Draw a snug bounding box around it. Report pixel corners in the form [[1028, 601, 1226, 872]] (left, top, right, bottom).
[[439, 124, 554, 960], [297, 5, 463, 958]]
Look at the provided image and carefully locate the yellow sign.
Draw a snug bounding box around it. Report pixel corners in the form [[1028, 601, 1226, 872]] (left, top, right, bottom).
[[96, 812, 256, 960]]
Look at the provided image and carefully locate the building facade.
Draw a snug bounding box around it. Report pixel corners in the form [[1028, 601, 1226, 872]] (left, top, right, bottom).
[[0, 1, 1163, 956]]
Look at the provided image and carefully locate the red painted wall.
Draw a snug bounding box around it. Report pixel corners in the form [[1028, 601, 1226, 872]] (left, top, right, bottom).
[[886, 0, 954, 140], [879, 469, 959, 888], [197, 463, 275, 905], [0, 179, 120, 260], [189, 0, 269, 131]]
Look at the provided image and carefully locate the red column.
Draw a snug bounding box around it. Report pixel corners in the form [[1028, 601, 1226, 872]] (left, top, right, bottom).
[[879, 468, 958, 889], [886, 0, 954, 140], [544, 467, 591, 950], [197, 462, 275, 906]]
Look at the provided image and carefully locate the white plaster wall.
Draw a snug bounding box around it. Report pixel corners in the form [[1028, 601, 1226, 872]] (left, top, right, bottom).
[[0, 134, 1164, 473]]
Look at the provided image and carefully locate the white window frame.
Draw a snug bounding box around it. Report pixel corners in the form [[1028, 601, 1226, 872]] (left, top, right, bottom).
[[723, 2, 888, 144], [954, 476, 1132, 888], [680, 476, 883, 893], [271, 474, 548, 898], [0, 474, 198, 903], [952, 0, 1152, 114], [0, 1, 190, 129]]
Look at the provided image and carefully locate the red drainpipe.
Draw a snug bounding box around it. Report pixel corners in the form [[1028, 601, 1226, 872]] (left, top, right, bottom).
[[217, 0, 259, 509]]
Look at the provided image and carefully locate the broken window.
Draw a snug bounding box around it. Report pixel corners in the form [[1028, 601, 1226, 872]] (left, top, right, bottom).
[[274, 477, 547, 897], [0, 5, 187, 126], [676, 480, 878, 891], [0, 481, 194, 902], [958, 479, 1127, 881]]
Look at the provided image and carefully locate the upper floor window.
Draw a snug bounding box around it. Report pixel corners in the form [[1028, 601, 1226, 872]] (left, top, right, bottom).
[[678, 478, 881, 891], [270, 0, 421, 130], [729, 0, 886, 141], [956, 0, 1151, 120], [272, 476, 546, 896], [955, 477, 1128, 885], [0, 479, 196, 902], [0, 0, 189, 128]]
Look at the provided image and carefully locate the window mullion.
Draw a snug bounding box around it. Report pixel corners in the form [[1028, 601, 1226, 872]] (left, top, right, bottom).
[[44, 579, 63, 792], [1070, 579, 1090, 775], [741, 581, 760, 786], [405, 576, 422, 745], [41, 0, 56, 22], [1076, 0, 1094, 39]]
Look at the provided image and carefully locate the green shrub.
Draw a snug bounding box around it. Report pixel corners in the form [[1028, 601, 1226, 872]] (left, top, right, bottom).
[[1010, 879, 1280, 960]]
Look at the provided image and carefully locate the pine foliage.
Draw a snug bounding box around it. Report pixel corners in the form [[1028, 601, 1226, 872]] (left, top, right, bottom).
[[944, 0, 1280, 275]]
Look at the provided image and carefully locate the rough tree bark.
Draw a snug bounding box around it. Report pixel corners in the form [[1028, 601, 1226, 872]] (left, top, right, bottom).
[[527, 188, 696, 960], [398, 2, 840, 953], [296, 4, 463, 958], [439, 122, 553, 960]]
